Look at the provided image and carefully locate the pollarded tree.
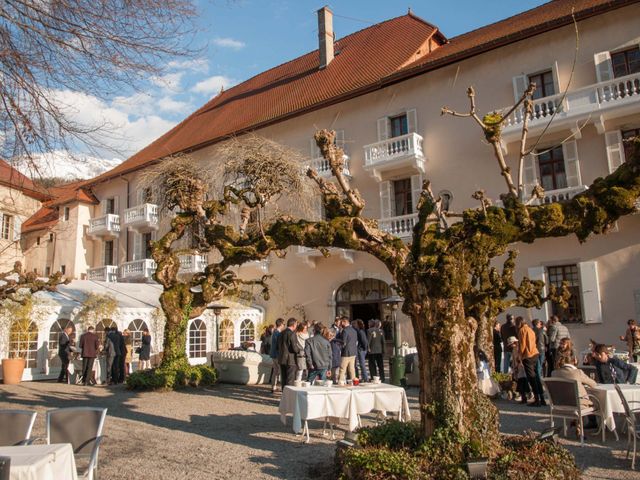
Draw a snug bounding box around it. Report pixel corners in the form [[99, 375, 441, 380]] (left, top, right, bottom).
[[143, 86, 640, 456]]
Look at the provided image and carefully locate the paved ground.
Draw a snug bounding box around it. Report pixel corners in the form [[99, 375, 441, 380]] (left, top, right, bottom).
[[1, 382, 639, 479]]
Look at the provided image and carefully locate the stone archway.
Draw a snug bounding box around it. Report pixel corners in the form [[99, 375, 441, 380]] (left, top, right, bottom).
[[335, 278, 393, 331]]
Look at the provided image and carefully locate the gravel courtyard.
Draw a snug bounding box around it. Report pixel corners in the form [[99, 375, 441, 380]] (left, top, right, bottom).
[[0, 381, 638, 479]]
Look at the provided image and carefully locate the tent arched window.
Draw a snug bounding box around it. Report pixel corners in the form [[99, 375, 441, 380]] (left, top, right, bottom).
[[188, 319, 207, 358], [48, 319, 75, 359], [9, 320, 38, 368], [219, 319, 234, 351], [239, 319, 255, 344], [127, 319, 149, 349], [95, 319, 116, 344]]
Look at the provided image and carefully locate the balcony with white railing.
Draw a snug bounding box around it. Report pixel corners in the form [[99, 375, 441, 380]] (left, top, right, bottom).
[[378, 213, 417, 238], [500, 72, 640, 142], [88, 214, 120, 239], [295, 246, 354, 268], [534, 185, 588, 205], [119, 259, 156, 281], [87, 265, 118, 282], [306, 154, 351, 178], [363, 133, 425, 181], [123, 203, 159, 233], [178, 254, 208, 275]]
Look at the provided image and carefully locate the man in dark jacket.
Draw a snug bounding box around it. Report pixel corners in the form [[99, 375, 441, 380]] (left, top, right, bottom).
[[108, 327, 123, 384], [492, 321, 503, 374], [338, 316, 358, 383], [269, 318, 285, 392], [57, 325, 73, 383], [593, 344, 638, 384], [116, 327, 126, 383], [79, 326, 101, 386], [278, 318, 300, 388], [304, 323, 331, 382]]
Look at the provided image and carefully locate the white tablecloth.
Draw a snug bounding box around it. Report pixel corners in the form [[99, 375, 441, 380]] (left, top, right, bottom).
[[588, 384, 640, 430], [68, 358, 104, 384], [279, 384, 411, 434], [0, 444, 77, 480]]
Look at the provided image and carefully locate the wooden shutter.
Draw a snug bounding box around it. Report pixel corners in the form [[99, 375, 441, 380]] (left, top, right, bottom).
[[605, 130, 625, 173], [12, 216, 21, 242], [377, 117, 389, 141], [578, 261, 602, 324], [522, 153, 539, 200], [410, 174, 423, 214], [335, 129, 345, 148], [309, 137, 320, 159], [113, 196, 119, 215], [406, 109, 418, 134], [133, 232, 142, 260], [527, 266, 550, 323], [137, 188, 145, 206], [379, 181, 394, 219], [594, 51, 613, 83], [551, 61, 561, 96], [101, 200, 107, 215], [512, 74, 528, 102], [563, 140, 582, 187]]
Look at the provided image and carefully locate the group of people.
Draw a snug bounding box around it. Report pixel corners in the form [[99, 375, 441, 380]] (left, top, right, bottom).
[[261, 315, 386, 392], [57, 324, 152, 386]]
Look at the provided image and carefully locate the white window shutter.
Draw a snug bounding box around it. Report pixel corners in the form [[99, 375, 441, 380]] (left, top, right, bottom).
[[512, 74, 528, 103], [594, 51, 613, 83], [605, 130, 625, 173], [527, 266, 550, 323], [137, 188, 145, 206], [13, 216, 21, 241], [103, 241, 110, 265], [579, 261, 602, 324], [101, 200, 107, 215], [377, 117, 389, 141], [309, 137, 320, 159], [406, 109, 418, 134], [113, 196, 119, 215], [133, 233, 142, 261], [563, 140, 582, 187], [410, 174, 423, 214], [379, 181, 394, 219], [335, 129, 345, 148], [113, 238, 119, 265], [522, 153, 538, 199], [552, 61, 561, 96], [313, 195, 324, 220]]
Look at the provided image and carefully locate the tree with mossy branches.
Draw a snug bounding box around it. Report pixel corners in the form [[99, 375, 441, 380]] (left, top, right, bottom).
[[135, 84, 640, 459]]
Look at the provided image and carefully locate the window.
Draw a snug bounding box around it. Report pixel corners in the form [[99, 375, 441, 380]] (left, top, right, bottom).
[[104, 240, 114, 265], [9, 320, 38, 368], [219, 319, 234, 351], [1, 214, 13, 239], [60, 265, 66, 275], [612, 47, 640, 78], [537, 146, 567, 191], [547, 265, 583, 323], [438, 190, 453, 212], [49, 319, 74, 359], [528, 70, 556, 99], [393, 178, 412, 216], [105, 198, 116, 215], [188, 319, 207, 358], [389, 114, 408, 138], [127, 319, 149, 350], [143, 232, 153, 259], [49, 233, 54, 242], [63, 207, 70, 221], [239, 319, 255, 343], [45, 266, 51, 276], [96, 319, 116, 344], [622, 128, 640, 162]]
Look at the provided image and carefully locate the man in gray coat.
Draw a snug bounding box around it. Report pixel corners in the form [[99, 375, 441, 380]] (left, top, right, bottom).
[[337, 316, 358, 382], [547, 315, 570, 375], [367, 320, 386, 382], [304, 323, 331, 382]]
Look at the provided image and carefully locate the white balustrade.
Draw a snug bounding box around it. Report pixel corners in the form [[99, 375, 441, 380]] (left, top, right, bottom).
[[178, 254, 207, 274], [123, 203, 159, 230], [87, 265, 118, 282], [307, 154, 351, 177], [119, 259, 156, 280], [378, 213, 418, 238], [536, 185, 588, 205], [88, 214, 120, 236], [363, 133, 424, 167]]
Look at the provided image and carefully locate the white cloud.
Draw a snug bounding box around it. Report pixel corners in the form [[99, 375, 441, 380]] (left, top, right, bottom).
[[167, 58, 209, 73], [191, 75, 235, 94], [157, 96, 191, 114], [213, 37, 246, 49], [150, 72, 185, 92]]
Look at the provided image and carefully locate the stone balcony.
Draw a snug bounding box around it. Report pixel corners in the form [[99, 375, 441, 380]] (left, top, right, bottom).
[[306, 154, 351, 179], [363, 133, 425, 181], [295, 246, 354, 268], [119, 259, 156, 281], [378, 213, 417, 238], [178, 254, 208, 275], [87, 265, 118, 282], [88, 214, 120, 239], [123, 203, 159, 233], [499, 72, 640, 143]]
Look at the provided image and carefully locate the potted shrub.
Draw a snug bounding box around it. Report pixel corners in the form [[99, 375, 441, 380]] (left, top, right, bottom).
[[1, 295, 37, 384]]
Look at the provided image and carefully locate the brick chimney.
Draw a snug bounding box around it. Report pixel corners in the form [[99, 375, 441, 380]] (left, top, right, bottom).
[[317, 6, 334, 69]]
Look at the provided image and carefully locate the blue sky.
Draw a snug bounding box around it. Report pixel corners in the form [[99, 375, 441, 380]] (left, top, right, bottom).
[[70, 0, 549, 161]]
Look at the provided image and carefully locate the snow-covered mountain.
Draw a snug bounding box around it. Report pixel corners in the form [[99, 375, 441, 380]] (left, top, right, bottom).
[[13, 151, 123, 181]]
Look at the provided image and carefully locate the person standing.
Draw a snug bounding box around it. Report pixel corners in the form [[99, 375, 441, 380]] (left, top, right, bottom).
[[106, 327, 121, 384], [492, 321, 502, 374], [116, 327, 126, 383], [532, 319, 547, 378], [500, 314, 517, 373], [139, 329, 152, 370], [547, 315, 570, 376], [57, 325, 73, 383], [277, 318, 300, 388], [79, 326, 100, 386], [123, 329, 133, 376], [269, 318, 285, 392], [295, 321, 309, 381], [328, 329, 342, 380], [353, 319, 370, 382], [260, 325, 274, 355], [367, 319, 386, 382], [304, 324, 332, 383], [516, 317, 545, 406], [338, 316, 358, 383], [330, 316, 342, 335], [103, 327, 117, 384], [620, 319, 640, 362]]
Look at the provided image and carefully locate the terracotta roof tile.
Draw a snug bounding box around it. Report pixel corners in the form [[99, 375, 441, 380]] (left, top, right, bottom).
[[0, 159, 51, 201], [21, 206, 59, 234]]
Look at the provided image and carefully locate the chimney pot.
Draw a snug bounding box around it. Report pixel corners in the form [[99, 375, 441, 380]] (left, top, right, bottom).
[[317, 6, 334, 69]]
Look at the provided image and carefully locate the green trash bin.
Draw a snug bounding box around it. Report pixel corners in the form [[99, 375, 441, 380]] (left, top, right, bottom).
[[390, 355, 405, 386]]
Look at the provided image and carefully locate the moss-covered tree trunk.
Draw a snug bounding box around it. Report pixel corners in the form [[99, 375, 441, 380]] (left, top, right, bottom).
[[411, 295, 500, 454], [159, 284, 193, 369]]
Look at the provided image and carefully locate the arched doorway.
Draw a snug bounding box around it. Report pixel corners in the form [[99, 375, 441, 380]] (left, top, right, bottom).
[[335, 278, 393, 330]]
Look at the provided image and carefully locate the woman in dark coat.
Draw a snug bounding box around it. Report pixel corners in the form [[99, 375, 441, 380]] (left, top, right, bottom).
[[139, 329, 152, 370]]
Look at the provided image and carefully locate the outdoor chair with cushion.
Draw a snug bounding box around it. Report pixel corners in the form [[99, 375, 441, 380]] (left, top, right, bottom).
[[614, 383, 640, 469], [543, 378, 604, 446], [0, 410, 37, 446], [46, 407, 107, 480]]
